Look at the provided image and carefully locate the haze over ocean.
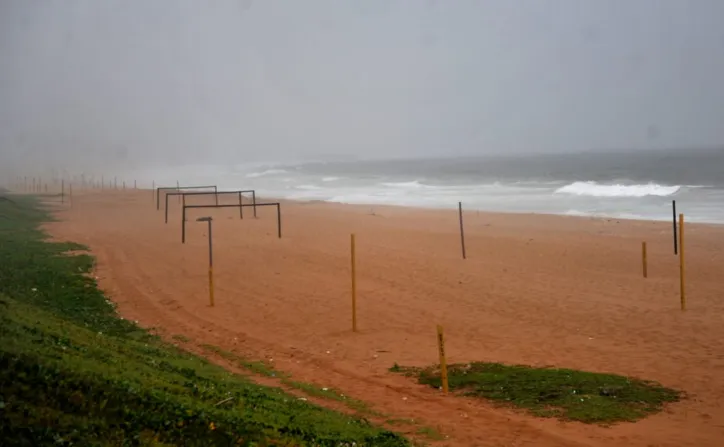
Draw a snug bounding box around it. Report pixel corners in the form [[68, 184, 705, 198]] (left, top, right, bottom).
[[4, 2, 724, 224], [125, 147, 724, 224]]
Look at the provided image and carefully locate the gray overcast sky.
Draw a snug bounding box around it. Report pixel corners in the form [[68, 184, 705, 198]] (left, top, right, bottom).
[[1, 0, 724, 173]]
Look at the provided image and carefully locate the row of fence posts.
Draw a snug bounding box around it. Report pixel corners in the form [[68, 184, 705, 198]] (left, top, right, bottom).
[[13, 176, 145, 193], [640, 200, 686, 310]]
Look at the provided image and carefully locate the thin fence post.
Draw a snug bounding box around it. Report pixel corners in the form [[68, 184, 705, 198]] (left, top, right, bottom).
[[458, 202, 466, 259], [182, 205, 187, 243], [165, 193, 170, 223], [679, 213, 685, 310], [436, 325, 449, 394], [672, 200, 678, 255], [276, 203, 281, 238], [351, 233, 357, 332], [253, 191, 257, 218], [642, 242, 647, 278]]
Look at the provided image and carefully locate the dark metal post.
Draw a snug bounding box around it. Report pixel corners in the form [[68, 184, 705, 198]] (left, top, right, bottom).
[[165, 193, 170, 223], [458, 201, 466, 259], [253, 191, 257, 218], [214, 186, 219, 205], [238, 192, 243, 219], [156, 187, 160, 210], [61, 180, 65, 203], [672, 200, 678, 255], [182, 205, 186, 243], [277, 203, 281, 238], [195, 216, 215, 306]]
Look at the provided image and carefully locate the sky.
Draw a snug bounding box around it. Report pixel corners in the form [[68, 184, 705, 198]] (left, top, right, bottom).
[[1, 0, 724, 175]]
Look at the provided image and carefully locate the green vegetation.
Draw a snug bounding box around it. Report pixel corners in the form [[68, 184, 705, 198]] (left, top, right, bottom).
[[172, 334, 190, 343], [414, 427, 444, 442], [198, 344, 285, 379], [195, 343, 378, 416], [0, 194, 410, 446], [280, 380, 376, 416], [390, 362, 680, 424]]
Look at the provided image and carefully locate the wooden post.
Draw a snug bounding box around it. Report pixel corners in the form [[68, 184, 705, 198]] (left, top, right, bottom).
[[458, 202, 466, 260], [69, 184, 73, 208], [679, 214, 685, 311], [436, 325, 449, 394], [207, 219, 215, 307], [351, 233, 357, 332], [61, 180, 65, 203], [276, 203, 281, 238], [642, 242, 647, 278]]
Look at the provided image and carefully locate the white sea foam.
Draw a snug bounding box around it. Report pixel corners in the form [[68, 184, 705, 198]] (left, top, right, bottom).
[[245, 169, 288, 178], [122, 161, 724, 224], [555, 181, 681, 198]]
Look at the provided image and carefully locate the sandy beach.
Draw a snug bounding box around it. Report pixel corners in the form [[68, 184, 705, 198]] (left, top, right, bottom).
[[43, 188, 724, 447]]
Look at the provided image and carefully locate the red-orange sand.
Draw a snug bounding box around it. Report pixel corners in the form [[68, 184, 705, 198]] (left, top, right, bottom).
[[44, 189, 724, 447]]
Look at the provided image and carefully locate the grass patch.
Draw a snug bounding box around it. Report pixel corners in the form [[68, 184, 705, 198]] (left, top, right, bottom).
[[415, 426, 445, 441], [0, 194, 410, 446], [172, 334, 191, 343], [390, 362, 680, 424], [281, 380, 377, 415], [199, 344, 288, 379], [196, 344, 382, 417]]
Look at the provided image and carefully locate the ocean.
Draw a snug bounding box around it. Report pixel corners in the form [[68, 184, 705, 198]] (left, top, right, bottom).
[[136, 148, 724, 224]]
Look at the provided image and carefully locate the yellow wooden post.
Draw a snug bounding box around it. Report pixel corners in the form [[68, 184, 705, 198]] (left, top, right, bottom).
[[351, 234, 357, 332], [679, 214, 685, 311], [436, 325, 449, 394], [642, 242, 647, 278]]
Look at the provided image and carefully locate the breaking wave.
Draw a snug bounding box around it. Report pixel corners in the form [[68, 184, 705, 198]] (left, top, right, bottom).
[[555, 181, 681, 198]]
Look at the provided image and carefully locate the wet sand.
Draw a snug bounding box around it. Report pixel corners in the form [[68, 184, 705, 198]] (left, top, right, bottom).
[[44, 189, 724, 446]]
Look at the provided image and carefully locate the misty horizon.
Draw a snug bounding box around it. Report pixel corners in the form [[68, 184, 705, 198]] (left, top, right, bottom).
[[2, 1, 724, 176]]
